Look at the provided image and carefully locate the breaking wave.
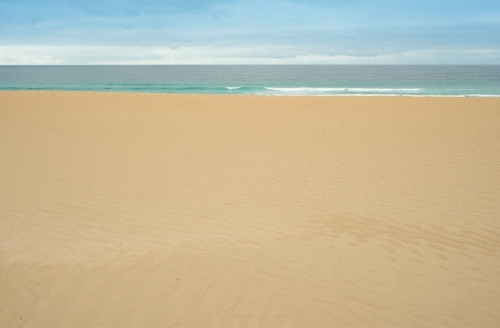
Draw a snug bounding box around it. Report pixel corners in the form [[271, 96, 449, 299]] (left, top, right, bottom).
[[264, 87, 423, 93]]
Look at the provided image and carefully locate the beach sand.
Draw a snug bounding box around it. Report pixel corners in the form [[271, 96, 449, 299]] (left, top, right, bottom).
[[1, 91, 500, 327]]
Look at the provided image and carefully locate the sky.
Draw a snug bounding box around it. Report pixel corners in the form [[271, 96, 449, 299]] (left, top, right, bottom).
[[0, 0, 499, 64]]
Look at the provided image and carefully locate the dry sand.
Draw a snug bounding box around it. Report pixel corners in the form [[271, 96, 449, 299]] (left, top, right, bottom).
[[1, 91, 500, 327]]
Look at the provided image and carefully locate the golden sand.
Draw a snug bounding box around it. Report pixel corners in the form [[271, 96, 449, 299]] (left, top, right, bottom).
[[1, 91, 500, 327]]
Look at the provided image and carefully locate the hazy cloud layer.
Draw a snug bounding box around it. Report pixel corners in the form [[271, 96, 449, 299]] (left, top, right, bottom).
[[1, 0, 499, 64]]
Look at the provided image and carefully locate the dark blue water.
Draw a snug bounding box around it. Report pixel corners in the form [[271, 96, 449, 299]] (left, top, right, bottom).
[[1, 65, 499, 96]]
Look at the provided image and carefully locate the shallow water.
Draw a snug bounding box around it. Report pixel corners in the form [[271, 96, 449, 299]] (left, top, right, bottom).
[[1, 65, 500, 96]]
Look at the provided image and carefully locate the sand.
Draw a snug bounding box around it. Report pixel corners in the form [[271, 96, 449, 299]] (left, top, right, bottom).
[[1, 91, 500, 327]]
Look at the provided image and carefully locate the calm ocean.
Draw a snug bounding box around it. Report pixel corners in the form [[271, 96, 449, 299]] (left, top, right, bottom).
[[1, 65, 499, 97]]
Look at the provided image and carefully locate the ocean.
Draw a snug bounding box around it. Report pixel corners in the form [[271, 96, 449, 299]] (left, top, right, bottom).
[[1, 65, 499, 97]]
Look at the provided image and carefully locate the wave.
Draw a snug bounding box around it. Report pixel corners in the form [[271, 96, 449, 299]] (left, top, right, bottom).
[[264, 87, 423, 93], [264, 87, 343, 92], [256, 93, 500, 98], [225, 87, 241, 90], [465, 94, 500, 97], [346, 88, 422, 93]]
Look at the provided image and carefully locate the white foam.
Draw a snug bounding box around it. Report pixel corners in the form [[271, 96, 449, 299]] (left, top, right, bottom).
[[347, 88, 423, 93], [264, 87, 343, 92], [264, 87, 423, 93], [253, 93, 500, 98], [225, 87, 241, 90], [466, 94, 500, 97]]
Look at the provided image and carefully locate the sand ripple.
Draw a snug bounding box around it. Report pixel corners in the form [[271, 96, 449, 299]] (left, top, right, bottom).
[[1, 92, 500, 326]]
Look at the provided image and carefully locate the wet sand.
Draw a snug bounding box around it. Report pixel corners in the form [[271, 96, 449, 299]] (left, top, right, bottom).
[[1, 91, 500, 327]]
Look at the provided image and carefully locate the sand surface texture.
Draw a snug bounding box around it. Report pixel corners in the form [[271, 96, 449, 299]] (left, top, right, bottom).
[[1, 91, 500, 327]]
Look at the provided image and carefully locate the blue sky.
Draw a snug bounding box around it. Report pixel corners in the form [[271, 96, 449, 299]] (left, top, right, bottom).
[[1, 0, 499, 64]]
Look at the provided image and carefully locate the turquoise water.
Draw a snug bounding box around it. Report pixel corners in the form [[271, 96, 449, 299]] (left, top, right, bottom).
[[1, 65, 499, 97]]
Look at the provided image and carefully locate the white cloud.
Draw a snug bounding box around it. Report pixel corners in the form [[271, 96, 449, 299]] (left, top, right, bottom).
[[1, 45, 500, 65]]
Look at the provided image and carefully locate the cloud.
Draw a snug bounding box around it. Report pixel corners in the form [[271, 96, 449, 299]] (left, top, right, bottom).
[[2, 45, 500, 65], [0, 0, 499, 64]]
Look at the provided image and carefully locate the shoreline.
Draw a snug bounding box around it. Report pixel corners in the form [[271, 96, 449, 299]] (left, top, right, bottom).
[[2, 89, 500, 97]]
